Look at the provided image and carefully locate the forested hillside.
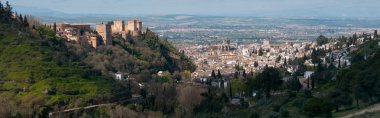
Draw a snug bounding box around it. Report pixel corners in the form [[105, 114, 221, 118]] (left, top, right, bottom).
[[0, 2, 195, 117], [67, 29, 195, 81]]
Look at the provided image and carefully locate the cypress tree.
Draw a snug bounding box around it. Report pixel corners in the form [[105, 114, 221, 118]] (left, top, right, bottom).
[[254, 61, 259, 67], [375, 30, 378, 38], [53, 22, 57, 33], [258, 48, 264, 56], [229, 83, 233, 98], [284, 58, 287, 66], [5, 1, 12, 18], [217, 69, 222, 79], [0, 1, 3, 21], [211, 70, 216, 79], [338, 57, 341, 68], [0, 1, 3, 10], [18, 14, 23, 23], [23, 15, 29, 27], [242, 69, 246, 78]]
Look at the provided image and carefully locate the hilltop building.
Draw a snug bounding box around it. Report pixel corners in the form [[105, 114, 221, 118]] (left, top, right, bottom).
[[96, 23, 112, 45], [47, 19, 145, 49], [85, 33, 99, 48], [111, 20, 125, 33], [48, 23, 91, 33], [108, 19, 143, 37], [48, 23, 91, 42], [127, 19, 143, 37]]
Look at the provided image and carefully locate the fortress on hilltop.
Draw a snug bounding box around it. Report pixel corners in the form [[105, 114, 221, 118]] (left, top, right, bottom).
[[47, 19, 145, 49]]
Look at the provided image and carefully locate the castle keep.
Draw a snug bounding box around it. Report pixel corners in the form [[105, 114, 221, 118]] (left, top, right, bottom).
[[48, 19, 144, 49], [109, 19, 143, 37], [96, 23, 112, 45]]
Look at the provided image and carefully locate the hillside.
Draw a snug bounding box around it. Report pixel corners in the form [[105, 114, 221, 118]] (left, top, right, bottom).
[[67, 29, 195, 81], [0, 3, 195, 117], [0, 14, 133, 118]]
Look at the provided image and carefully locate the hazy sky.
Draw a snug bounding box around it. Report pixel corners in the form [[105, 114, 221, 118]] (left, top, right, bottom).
[[2, 0, 380, 18]]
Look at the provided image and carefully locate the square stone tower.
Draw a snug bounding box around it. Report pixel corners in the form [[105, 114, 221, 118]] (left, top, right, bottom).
[[96, 23, 112, 45], [137, 20, 142, 31], [127, 20, 137, 31], [112, 20, 125, 33], [127, 19, 143, 37], [87, 34, 98, 48]]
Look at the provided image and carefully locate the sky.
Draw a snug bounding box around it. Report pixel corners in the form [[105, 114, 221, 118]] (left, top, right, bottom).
[[2, 0, 380, 18]]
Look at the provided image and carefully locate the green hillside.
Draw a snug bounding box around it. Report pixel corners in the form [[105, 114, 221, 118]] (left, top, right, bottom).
[[67, 29, 195, 81], [0, 2, 195, 117], [0, 14, 130, 118]]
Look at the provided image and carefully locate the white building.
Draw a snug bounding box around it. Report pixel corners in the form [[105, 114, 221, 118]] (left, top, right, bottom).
[[115, 71, 123, 80], [304, 71, 314, 79], [242, 48, 250, 57]]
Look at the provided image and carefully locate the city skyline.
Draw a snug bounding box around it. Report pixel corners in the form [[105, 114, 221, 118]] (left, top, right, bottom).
[[3, 0, 380, 18]]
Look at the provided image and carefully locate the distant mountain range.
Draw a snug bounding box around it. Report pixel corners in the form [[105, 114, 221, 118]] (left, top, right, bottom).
[[13, 6, 380, 28], [14, 6, 69, 17]]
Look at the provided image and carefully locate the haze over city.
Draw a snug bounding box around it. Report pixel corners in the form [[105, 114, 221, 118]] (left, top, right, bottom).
[[4, 0, 380, 18]]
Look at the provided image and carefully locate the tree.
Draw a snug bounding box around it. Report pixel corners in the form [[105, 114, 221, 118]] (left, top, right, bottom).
[[231, 79, 245, 97], [327, 90, 352, 112], [311, 49, 321, 68], [23, 15, 29, 27], [338, 57, 341, 68], [276, 55, 281, 63], [18, 14, 23, 23], [217, 69, 222, 79], [177, 85, 204, 117], [254, 61, 259, 67], [258, 48, 264, 56], [304, 98, 333, 117], [140, 88, 147, 99], [229, 83, 233, 98], [4, 1, 12, 19], [183, 70, 191, 80], [211, 70, 216, 79], [242, 69, 247, 78], [310, 73, 316, 89], [286, 76, 302, 91], [316, 35, 329, 46], [53, 22, 57, 33], [0, 1, 3, 10], [235, 63, 240, 71], [251, 67, 282, 98], [284, 58, 287, 66], [375, 30, 378, 38]]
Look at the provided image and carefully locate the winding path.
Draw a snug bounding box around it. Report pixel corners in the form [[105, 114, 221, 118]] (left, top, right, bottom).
[[48, 103, 113, 117], [341, 104, 380, 118], [48, 98, 136, 117]]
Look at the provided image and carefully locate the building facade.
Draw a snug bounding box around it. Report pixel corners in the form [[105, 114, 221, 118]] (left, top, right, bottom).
[[96, 23, 112, 45]]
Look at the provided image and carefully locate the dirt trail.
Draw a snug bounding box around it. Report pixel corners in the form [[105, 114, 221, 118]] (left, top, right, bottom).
[[341, 104, 380, 118], [48, 103, 113, 117]]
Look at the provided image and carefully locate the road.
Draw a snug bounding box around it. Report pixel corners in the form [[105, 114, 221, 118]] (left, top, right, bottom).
[[48, 97, 136, 117], [48, 103, 113, 117], [341, 104, 380, 118], [48, 82, 204, 117]]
